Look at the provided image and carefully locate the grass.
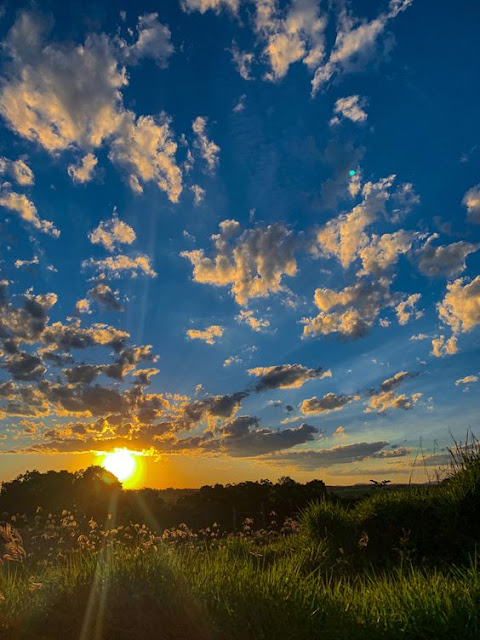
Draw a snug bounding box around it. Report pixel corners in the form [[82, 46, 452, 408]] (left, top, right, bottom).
[[0, 536, 479, 639], [1, 438, 480, 639]]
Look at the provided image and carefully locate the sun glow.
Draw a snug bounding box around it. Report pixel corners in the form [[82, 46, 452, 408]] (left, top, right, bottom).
[[101, 449, 139, 485]]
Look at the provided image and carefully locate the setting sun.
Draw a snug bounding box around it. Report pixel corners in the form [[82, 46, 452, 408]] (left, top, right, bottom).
[[101, 449, 138, 484]]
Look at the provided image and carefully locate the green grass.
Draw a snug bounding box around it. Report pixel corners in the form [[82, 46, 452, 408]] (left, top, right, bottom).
[[1, 538, 479, 639]]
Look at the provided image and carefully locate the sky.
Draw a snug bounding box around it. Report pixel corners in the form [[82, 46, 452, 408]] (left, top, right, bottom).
[[0, 0, 479, 488]]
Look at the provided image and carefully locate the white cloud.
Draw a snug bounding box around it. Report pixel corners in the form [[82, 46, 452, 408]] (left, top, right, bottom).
[[395, 293, 422, 326], [330, 95, 368, 126], [82, 254, 157, 278], [236, 309, 270, 332], [311, 0, 413, 95], [0, 157, 34, 185], [0, 11, 183, 202], [182, 221, 297, 305], [230, 44, 254, 80], [0, 190, 59, 237], [455, 375, 478, 386], [181, 0, 239, 14], [88, 213, 136, 252], [125, 13, 174, 67], [187, 325, 224, 345], [68, 153, 98, 184], [190, 184, 206, 205], [416, 235, 479, 277], [192, 116, 220, 174], [437, 276, 480, 334], [462, 184, 480, 224], [431, 335, 458, 358]]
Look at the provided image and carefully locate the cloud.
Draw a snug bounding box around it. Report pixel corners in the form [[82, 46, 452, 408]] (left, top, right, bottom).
[[217, 416, 319, 457], [330, 95, 368, 126], [125, 13, 174, 67], [366, 390, 422, 413], [68, 153, 98, 184], [462, 184, 480, 224], [181, 0, 238, 14], [0, 157, 34, 185], [0, 190, 59, 236], [416, 235, 479, 277], [190, 184, 206, 205], [2, 351, 46, 381], [437, 276, 480, 334], [224, 355, 242, 367], [378, 370, 416, 392], [0, 11, 183, 201], [455, 375, 478, 386], [230, 44, 254, 80], [265, 441, 390, 470], [311, 0, 413, 95], [75, 298, 91, 314], [82, 254, 157, 278], [431, 334, 458, 358], [254, 0, 327, 82], [86, 284, 124, 312], [315, 175, 397, 269], [248, 363, 331, 391], [302, 277, 392, 339], [395, 293, 421, 325], [358, 230, 417, 276], [236, 309, 270, 332], [186, 325, 224, 345], [182, 221, 297, 305], [300, 392, 357, 415], [192, 116, 220, 174], [88, 213, 136, 252], [365, 371, 422, 413]]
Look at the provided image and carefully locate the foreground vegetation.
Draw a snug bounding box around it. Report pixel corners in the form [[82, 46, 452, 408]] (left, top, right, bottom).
[[1, 438, 479, 639]]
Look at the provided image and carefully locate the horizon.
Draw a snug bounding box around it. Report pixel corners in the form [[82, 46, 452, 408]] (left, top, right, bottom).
[[0, 0, 479, 490]]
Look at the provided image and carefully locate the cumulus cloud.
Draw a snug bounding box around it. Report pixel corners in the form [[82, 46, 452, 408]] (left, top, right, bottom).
[[431, 334, 459, 358], [366, 390, 422, 413], [248, 363, 331, 391], [236, 309, 270, 332], [88, 213, 136, 252], [358, 230, 417, 276], [395, 293, 422, 325], [455, 375, 478, 386], [217, 416, 319, 457], [0, 157, 34, 185], [181, 0, 239, 14], [254, 0, 327, 82], [0, 190, 59, 236], [300, 392, 357, 415], [186, 325, 224, 345], [416, 235, 479, 277], [230, 43, 254, 80], [125, 13, 174, 67], [68, 153, 98, 184], [181, 221, 297, 305], [316, 175, 400, 269], [192, 116, 220, 174], [302, 277, 392, 339], [265, 441, 390, 470], [0, 11, 183, 201], [190, 184, 206, 205], [86, 284, 124, 312], [437, 276, 480, 335], [82, 254, 157, 278], [311, 0, 413, 95], [330, 95, 368, 126], [462, 184, 480, 224]]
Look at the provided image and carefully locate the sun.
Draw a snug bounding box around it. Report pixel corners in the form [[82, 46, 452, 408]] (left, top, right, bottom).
[[101, 449, 138, 483]]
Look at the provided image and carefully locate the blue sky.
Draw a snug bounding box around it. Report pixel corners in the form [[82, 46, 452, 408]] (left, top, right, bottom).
[[0, 0, 479, 487]]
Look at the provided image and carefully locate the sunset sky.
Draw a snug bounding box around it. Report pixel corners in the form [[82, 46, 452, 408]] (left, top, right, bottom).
[[0, 0, 479, 488]]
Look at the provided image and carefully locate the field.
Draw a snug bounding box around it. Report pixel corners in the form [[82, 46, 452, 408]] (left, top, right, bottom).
[[1, 441, 479, 640]]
